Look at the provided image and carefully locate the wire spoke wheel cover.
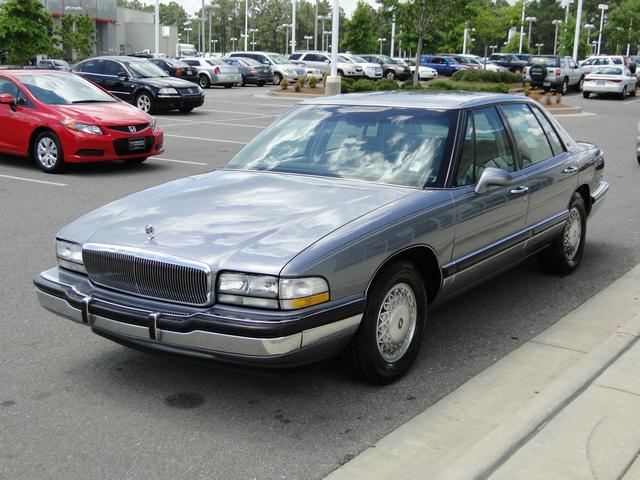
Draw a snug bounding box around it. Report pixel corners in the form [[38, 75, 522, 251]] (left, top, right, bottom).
[[376, 283, 417, 362], [562, 206, 582, 260], [37, 137, 58, 168]]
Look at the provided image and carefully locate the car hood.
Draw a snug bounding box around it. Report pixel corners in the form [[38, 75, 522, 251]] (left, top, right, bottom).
[[59, 170, 412, 275], [56, 101, 151, 125], [136, 76, 197, 88]]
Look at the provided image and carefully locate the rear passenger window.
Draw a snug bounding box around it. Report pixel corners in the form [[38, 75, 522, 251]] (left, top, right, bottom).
[[530, 106, 565, 156], [455, 107, 515, 186], [612, 58, 623, 64], [79, 60, 103, 74], [501, 103, 553, 167]]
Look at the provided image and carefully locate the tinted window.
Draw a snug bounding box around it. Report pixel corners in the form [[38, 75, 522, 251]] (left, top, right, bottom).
[[78, 59, 103, 74], [103, 60, 125, 76], [183, 59, 199, 66], [226, 105, 456, 188], [593, 67, 622, 75], [289, 53, 302, 60], [501, 103, 553, 167], [529, 57, 558, 67], [455, 114, 476, 186], [612, 57, 623, 64], [530, 106, 564, 156]]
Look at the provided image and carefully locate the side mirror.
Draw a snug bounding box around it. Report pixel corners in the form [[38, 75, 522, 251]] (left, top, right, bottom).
[[475, 167, 515, 194], [630, 64, 637, 74], [118, 74, 129, 81], [0, 93, 16, 111], [324, 59, 331, 64]]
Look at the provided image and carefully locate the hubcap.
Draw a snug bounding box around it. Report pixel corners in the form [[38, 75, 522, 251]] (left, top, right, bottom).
[[562, 207, 582, 260], [137, 95, 151, 112], [562, 81, 568, 94], [199, 76, 207, 87], [376, 283, 417, 362], [37, 137, 58, 168]]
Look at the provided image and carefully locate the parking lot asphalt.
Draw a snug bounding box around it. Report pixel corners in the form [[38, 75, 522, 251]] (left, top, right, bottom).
[[1, 86, 639, 480]]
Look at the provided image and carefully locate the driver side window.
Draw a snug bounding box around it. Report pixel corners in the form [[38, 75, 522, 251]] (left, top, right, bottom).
[[455, 107, 516, 186]]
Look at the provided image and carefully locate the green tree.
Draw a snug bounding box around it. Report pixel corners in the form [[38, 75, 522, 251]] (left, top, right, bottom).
[[341, 1, 377, 53], [605, 0, 640, 54], [0, 0, 55, 64], [160, 1, 189, 29], [56, 14, 96, 62], [469, 0, 518, 59], [117, 0, 154, 12], [557, 16, 589, 58]]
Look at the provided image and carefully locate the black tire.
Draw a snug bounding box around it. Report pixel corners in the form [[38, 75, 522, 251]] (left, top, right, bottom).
[[560, 78, 569, 95], [179, 107, 194, 113], [32, 130, 65, 173], [224, 84, 233, 89], [337, 70, 344, 76], [583, 91, 590, 99], [123, 157, 147, 165], [273, 73, 282, 85], [576, 76, 585, 92], [630, 84, 637, 97], [134, 92, 155, 114], [538, 192, 587, 275], [199, 74, 210, 88], [620, 85, 628, 100], [241, 75, 247, 86], [342, 260, 428, 385], [385, 70, 396, 80], [257, 81, 265, 87]]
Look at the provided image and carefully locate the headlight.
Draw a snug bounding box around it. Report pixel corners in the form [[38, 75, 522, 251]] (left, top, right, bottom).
[[151, 117, 157, 131], [55, 239, 86, 274], [158, 87, 178, 95], [63, 122, 102, 135], [217, 273, 329, 310]]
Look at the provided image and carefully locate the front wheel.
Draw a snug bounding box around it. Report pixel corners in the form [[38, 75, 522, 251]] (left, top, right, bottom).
[[257, 81, 265, 87], [33, 131, 65, 173], [538, 192, 587, 275], [342, 260, 427, 384], [135, 92, 155, 114], [273, 73, 282, 85], [385, 70, 396, 80], [179, 107, 194, 113], [576, 76, 584, 92], [224, 84, 233, 89]]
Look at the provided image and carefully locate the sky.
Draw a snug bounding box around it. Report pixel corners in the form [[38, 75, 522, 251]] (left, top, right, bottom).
[[177, 0, 377, 19]]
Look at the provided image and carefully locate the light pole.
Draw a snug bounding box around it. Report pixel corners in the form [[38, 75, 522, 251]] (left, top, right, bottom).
[[185, 27, 192, 45], [291, 0, 297, 53], [585, 23, 595, 45], [230, 36, 238, 51], [314, 0, 319, 50], [304, 35, 313, 50], [281, 24, 291, 54], [390, 14, 396, 58], [519, 0, 526, 54], [319, 15, 331, 50], [244, 0, 249, 51], [597, 4, 609, 55], [201, 0, 205, 55], [250, 28, 259, 51], [525, 16, 537, 49], [535, 42, 544, 54], [572, 0, 584, 61], [463, 27, 475, 54], [211, 39, 218, 54], [323, 30, 331, 51], [564, 0, 573, 25], [490, 45, 498, 54], [154, 0, 159, 56], [325, 0, 340, 96], [552, 19, 562, 54], [378, 37, 387, 55]]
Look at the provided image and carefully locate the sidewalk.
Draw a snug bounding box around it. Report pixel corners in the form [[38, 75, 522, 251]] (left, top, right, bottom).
[[326, 264, 640, 480]]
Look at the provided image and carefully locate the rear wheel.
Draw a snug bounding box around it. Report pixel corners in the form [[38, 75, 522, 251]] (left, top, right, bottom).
[[620, 85, 628, 99], [576, 76, 585, 92], [199, 74, 210, 88], [630, 84, 637, 97], [538, 192, 587, 275], [123, 157, 147, 165], [240, 75, 247, 86], [33, 131, 65, 173], [257, 81, 265, 87], [583, 91, 591, 99], [342, 260, 427, 384], [560, 78, 569, 95]]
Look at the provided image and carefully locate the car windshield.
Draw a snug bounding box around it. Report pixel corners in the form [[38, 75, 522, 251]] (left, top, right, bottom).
[[338, 55, 352, 63], [268, 54, 289, 65], [20, 74, 116, 104], [236, 57, 261, 66], [122, 60, 168, 78], [529, 56, 558, 66], [379, 55, 399, 64], [170, 60, 189, 68], [225, 105, 455, 188], [592, 67, 622, 75]]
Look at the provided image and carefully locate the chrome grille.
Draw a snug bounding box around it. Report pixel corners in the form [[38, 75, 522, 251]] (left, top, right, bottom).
[[82, 244, 212, 307]]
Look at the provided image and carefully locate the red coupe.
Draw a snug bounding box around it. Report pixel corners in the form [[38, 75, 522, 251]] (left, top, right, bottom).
[[0, 71, 164, 173]]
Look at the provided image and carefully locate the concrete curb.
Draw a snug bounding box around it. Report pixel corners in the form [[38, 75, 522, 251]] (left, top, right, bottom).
[[265, 91, 323, 99], [437, 313, 640, 480], [546, 105, 583, 115]]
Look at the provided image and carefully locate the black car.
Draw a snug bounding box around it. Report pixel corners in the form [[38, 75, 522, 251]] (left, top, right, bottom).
[[223, 57, 272, 86], [149, 57, 199, 84], [358, 54, 411, 80], [488, 53, 528, 72], [72, 56, 204, 114]]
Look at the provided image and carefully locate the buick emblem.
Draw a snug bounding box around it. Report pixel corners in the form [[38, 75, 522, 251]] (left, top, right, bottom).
[[128, 125, 137, 133], [144, 224, 155, 240]]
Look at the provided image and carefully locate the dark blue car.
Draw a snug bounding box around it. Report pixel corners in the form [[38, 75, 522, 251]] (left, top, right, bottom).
[[420, 55, 468, 76]]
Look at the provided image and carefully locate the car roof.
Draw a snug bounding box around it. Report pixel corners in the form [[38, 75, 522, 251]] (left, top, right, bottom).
[[0, 70, 72, 78], [302, 91, 526, 110], [78, 56, 147, 62]]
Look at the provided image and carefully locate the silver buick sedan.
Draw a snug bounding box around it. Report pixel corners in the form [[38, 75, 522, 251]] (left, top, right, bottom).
[[35, 92, 609, 384]]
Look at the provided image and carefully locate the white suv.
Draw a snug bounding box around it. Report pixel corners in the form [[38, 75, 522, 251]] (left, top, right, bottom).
[[289, 51, 364, 77], [580, 55, 634, 75], [338, 54, 383, 79]]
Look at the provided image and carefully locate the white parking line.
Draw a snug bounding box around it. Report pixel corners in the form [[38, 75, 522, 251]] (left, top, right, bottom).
[[154, 116, 195, 122], [164, 134, 248, 145], [161, 121, 265, 129], [0, 174, 67, 187], [624, 99, 640, 104], [154, 157, 208, 166], [197, 108, 278, 117], [207, 99, 297, 108]]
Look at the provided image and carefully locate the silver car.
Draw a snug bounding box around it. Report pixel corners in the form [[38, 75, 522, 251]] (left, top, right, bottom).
[[228, 51, 306, 85], [181, 57, 242, 89], [35, 92, 608, 384]]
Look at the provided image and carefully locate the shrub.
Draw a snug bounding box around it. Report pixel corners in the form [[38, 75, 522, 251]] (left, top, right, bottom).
[[523, 83, 532, 96], [309, 76, 317, 88], [425, 79, 509, 94], [402, 83, 427, 91], [400, 80, 414, 89], [544, 92, 552, 105], [341, 77, 355, 93], [450, 69, 523, 84], [294, 81, 302, 92], [375, 78, 400, 91], [352, 79, 378, 92], [280, 79, 289, 90]]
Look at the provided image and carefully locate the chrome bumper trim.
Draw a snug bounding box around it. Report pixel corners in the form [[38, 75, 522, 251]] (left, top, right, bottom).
[[590, 180, 609, 217], [35, 288, 362, 357]]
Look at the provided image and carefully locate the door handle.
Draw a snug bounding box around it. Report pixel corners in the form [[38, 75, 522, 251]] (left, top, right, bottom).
[[510, 185, 529, 195], [562, 166, 578, 174]]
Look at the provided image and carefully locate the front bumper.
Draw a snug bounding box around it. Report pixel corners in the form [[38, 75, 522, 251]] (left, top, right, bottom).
[[156, 94, 204, 111], [34, 267, 363, 367], [589, 180, 609, 217], [63, 129, 164, 163]]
